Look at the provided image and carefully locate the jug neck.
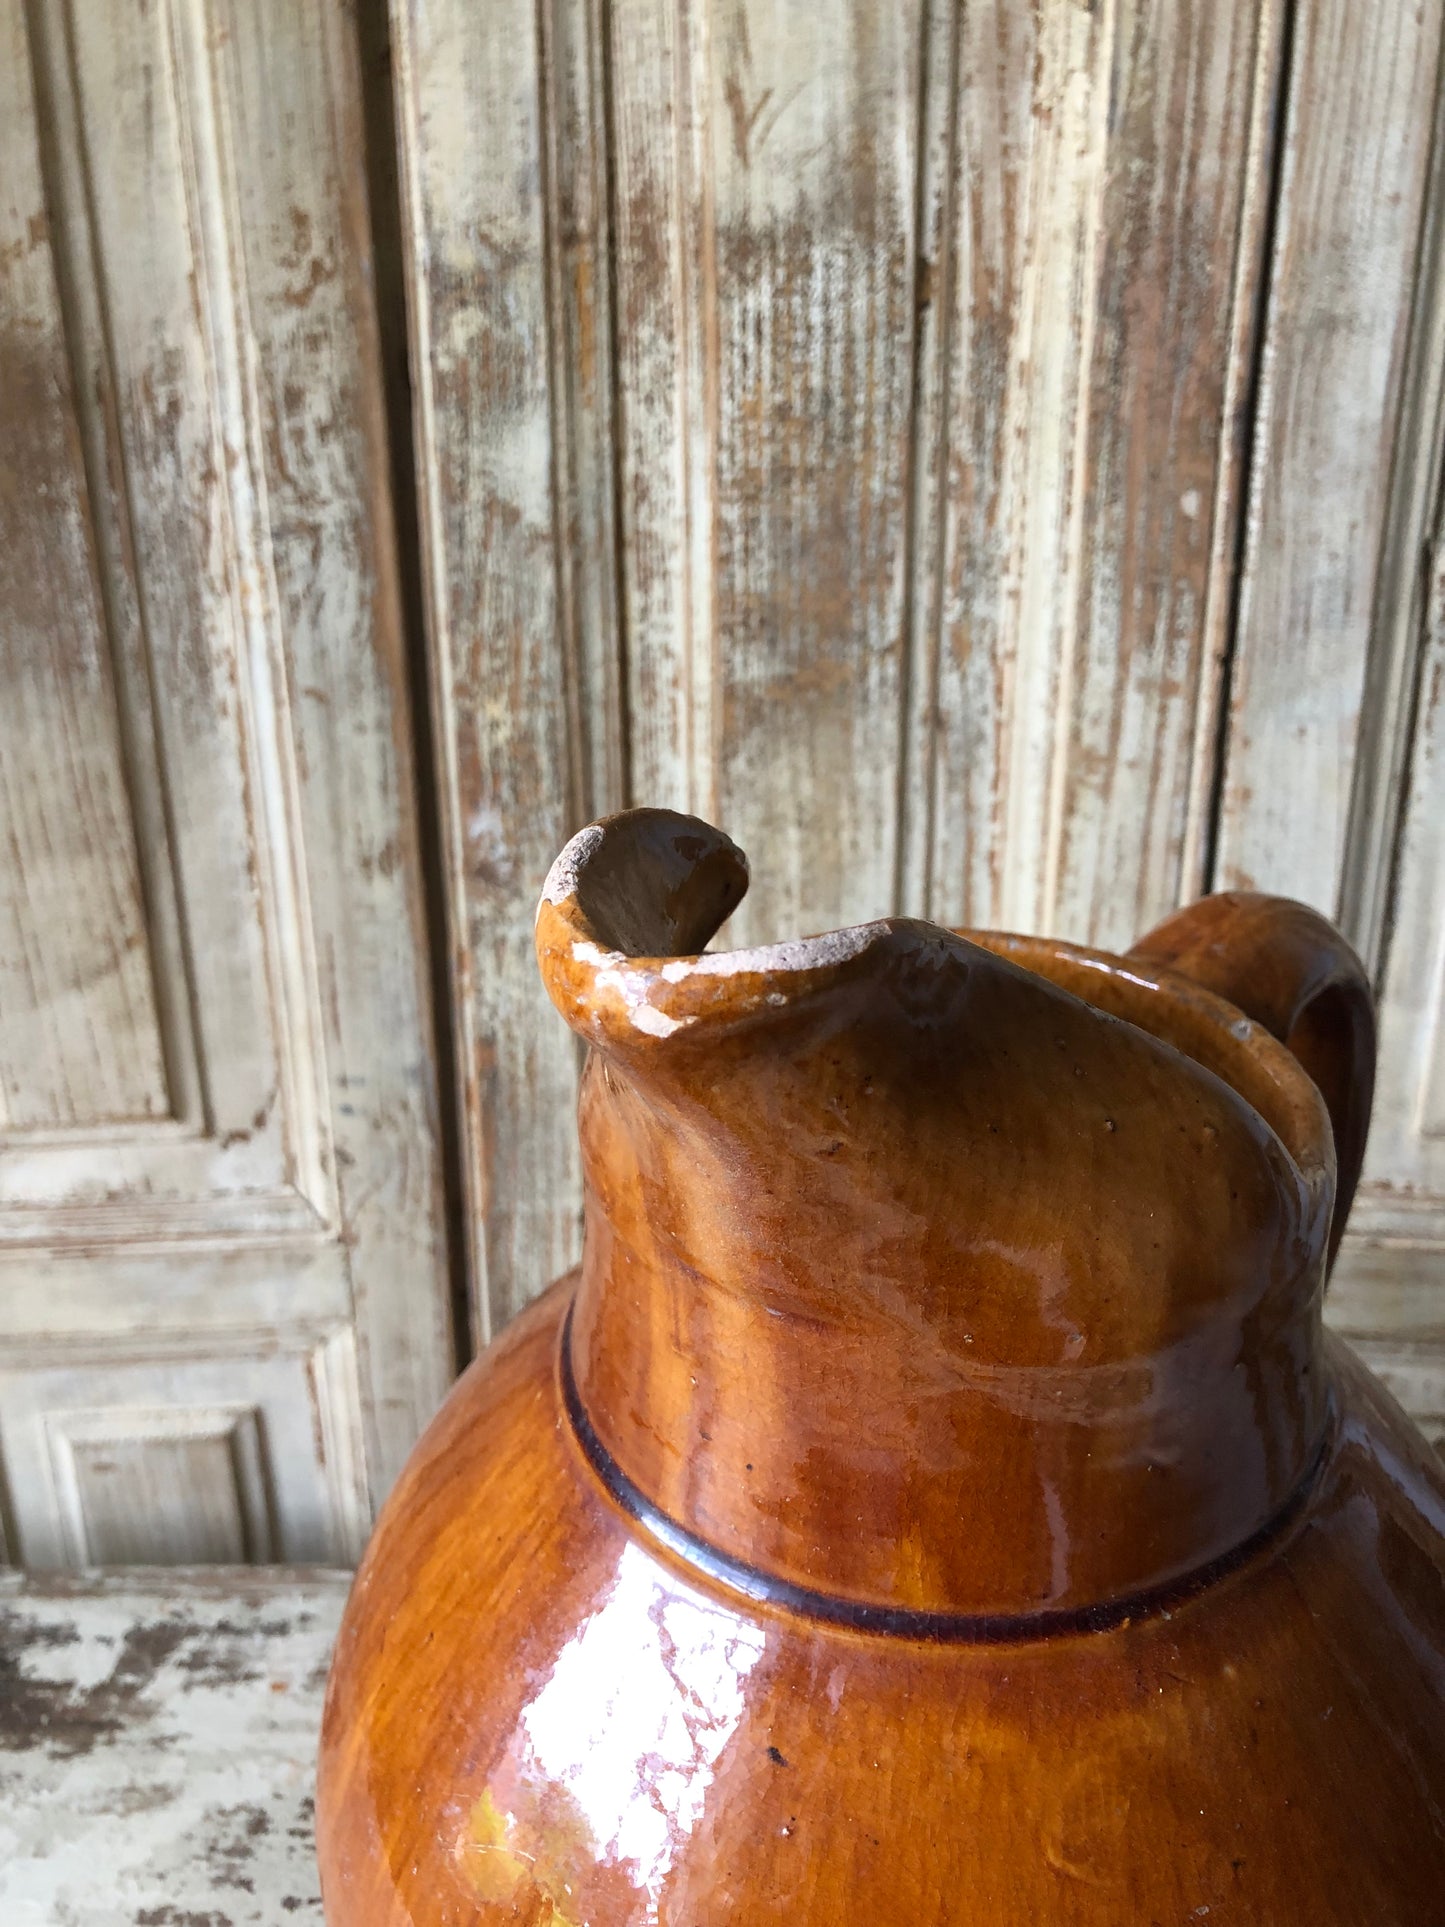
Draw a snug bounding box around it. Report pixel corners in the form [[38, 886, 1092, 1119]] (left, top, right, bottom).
[[539, 811, 1336, 1624]]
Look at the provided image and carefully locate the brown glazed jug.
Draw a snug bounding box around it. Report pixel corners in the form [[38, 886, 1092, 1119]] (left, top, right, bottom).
[[318, 808, 1445, 1924]]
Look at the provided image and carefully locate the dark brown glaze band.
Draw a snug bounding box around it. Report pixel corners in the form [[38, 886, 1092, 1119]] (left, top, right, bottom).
[[559, 1296, 1332, 1646]]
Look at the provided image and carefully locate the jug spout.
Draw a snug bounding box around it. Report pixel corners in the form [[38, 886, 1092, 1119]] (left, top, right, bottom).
[[536, 811, 1338, 1625]]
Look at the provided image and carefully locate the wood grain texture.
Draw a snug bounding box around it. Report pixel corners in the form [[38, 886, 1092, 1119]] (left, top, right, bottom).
[[1330, 476, 1445, 1421], [605, 0, 717, 831], [904, 0, 1282, 947], [1362, 530, 1445, 1195], [1, 0, 1439, 1553], [0, 1334, 369, 1568], [1214, 1, 1445, 1440], [0, 1567, 345, 1925], [391, 0, 615, 1341], [54, 1406, 276, 1566], [0, 0, 452, 1563], [56, 0, 302, 1176], [1337, 20, 1445, 972], [1354, 1341, 1445, 1456], [0, 2, 169, 1132], [1216, 0, 1445, 920], [211, 0, 454, 1495], [614, 0, 929, 946]]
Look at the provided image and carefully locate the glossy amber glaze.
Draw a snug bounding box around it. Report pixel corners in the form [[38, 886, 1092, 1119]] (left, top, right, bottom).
[[319, 809, 1445, 1924]]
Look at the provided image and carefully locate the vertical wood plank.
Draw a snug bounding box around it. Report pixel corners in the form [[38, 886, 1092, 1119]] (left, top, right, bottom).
[[1328, 468, 1445, 1425], [1360, 519, 1445, 1192], [215, 0, 454, 1490], [906, 0, 1279, 947], [606, 0, 715, 824], [1339, 27, 1445, 971], [396, 0, 1445, 1381], [391, 0, 615, 1335], [50, 0, 295, 1146], [710, 0, 926, 942], [546, 0, 628, 816], [613, 0, 929, 944], [902, 0, 1110, 933], [0, 1, 169, 1129], [1215, 0, 1445, 921], [1053, 0, 1279, 943]]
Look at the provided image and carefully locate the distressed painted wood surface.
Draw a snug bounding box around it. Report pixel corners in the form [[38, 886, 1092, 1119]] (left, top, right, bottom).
[[0, 0, 452, 1567], [906, 0, 1286, 946], [1330, 451, 1445, 1376], [0, 1339, 369, 1569], [1209, 0, 1445, 1428], [0, 3, 168, 1133], [608, 0, 1280, 952], [390, 0, 619, 1342], [0, 1566, 347, 1925], [1216, 0, 1445, 933], [4, 0, 1443, 1527], [612, 0, 926, 941]]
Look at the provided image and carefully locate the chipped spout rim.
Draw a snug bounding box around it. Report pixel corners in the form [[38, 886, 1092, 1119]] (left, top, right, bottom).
[[533, 809, 1335, 1193]]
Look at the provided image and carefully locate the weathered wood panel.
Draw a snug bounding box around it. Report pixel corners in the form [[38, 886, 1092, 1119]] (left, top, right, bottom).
[[0, 1337, 369, 1568], [211, 0, 455, 1493], [905, 0, 1281, 946], [1364, 475, 1445, 1197], [49, 0, 301, 1178], [1356, 1345, 1445, 1457], [398, 0, 1291, 1325], [0, 0, 453, 1562], [606, 0, 717, 832], [54, 1408, 276, 1566], [390, 0, 617, 1337], [0, 1568, 345, 1924], [0, 7, 168, 1131], [1215, 0, 1445, 924], [614, 0, 928, 945], [1331, 483, 1445, 1417], [1197, 0, 1445, 1438]]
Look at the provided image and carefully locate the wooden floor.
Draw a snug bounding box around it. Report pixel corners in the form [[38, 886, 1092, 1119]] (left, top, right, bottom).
[[0, 1567, 350, 1926]]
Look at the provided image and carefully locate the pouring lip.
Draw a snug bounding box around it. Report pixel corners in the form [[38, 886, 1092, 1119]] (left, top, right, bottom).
[[536, 810, 1335, 1199]]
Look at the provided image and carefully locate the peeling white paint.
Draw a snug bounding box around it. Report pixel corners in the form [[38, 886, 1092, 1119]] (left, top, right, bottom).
[[0, 1569, 346, 1926]]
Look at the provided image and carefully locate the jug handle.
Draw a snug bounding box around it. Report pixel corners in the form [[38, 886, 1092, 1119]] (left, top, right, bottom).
[[1130, 893, 1376, 1271]]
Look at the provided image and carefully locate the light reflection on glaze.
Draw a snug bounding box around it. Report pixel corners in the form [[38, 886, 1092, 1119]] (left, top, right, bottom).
[[318, 1286, 1445, 1925], [319, 822, 1445, 1922], [477, 1542, 766, 1922]]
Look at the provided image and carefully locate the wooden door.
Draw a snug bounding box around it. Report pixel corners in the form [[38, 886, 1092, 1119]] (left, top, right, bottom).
[[392, 0, 1445, 1449], [0, 0, 452, 1566]]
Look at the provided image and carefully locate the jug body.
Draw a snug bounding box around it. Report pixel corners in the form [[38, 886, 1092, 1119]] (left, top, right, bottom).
[[318, 809, 1445, 1925]]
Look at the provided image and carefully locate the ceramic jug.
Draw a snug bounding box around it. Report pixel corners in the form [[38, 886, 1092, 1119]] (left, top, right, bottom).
[[318, 807, 1445, 1924]]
